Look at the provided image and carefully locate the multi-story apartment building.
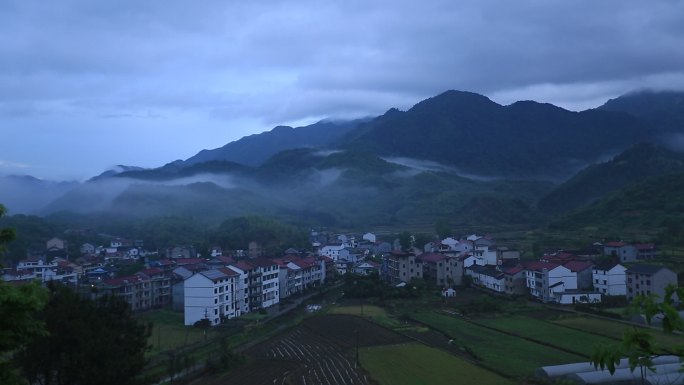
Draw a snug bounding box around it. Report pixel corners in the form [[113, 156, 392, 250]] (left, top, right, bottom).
[[184, 268, 240, 326], [625, 264, 677, 303], [138, 268, 172, 308], [383, 251, 423, 285], [420, 253, 463, 287]]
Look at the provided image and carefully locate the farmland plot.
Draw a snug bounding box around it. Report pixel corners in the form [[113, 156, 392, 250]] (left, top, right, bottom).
[[220, 315, 411, 385]]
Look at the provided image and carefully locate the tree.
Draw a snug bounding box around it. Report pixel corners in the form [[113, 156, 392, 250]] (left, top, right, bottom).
[[18, 284, 152, 385], [0, 204, 48, 385], [435, 219, 452, 239], [592, 285, 684, 378], [398, 231, 412, 251], [0, 204, 47, 385]]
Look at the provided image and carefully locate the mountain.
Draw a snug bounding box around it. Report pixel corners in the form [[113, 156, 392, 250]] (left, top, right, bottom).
[[337, 90, 649, 179], [598, 90, 684, 133], [538, 143, 684, 214], [183, 119, 365, 167], [551, 171, 684, 237], [25, 88, 684, 231], [0, 175, 78, 214]]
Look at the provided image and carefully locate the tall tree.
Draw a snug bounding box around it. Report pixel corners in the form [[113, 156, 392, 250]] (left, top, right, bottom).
[[18, 284, 152, 385], [0, 204, 48, 385]]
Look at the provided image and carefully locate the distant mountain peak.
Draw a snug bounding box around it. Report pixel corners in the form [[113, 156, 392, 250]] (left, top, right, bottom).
[[410, 90, 500, 113]]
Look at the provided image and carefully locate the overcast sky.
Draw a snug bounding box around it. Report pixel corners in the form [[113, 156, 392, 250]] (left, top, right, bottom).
[[2, 0, 684, 180]]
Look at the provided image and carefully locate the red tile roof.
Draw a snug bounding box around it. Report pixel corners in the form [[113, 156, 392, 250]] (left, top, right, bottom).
[[563, 260, 593, 272], [523, 261, 560, 272], [103, 275, 143, 286], [503, 266, 524, 275], [635, 243, 656, 251]]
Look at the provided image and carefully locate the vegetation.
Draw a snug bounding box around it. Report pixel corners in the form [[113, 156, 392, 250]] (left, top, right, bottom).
[[538, 143, 684, 214], [360, 343, 512, 385], [18, 284, 152, 385], [410, 312, 585, 377], [477, 315, 616, 356], [592, 286, 684, 374], [0, 204, 49, 385]]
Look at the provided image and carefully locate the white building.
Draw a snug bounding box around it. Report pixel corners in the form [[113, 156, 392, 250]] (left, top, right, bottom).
[[320, 243, 348, 261], [592, 262, 627, 296], [525, 262, 577, 302], [184, 268, 240, 326]]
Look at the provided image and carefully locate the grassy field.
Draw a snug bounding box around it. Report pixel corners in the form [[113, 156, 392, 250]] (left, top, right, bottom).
[[476, 315, 616, 355], [552, 315, 684, 349], [360, 343, 513, 385], [329, 304, 404, 328], [136, 309, 212, 354], [411, 312, 585, 378]]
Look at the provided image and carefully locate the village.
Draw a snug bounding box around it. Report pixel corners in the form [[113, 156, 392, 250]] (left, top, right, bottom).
[[1, 229, 677, 329]]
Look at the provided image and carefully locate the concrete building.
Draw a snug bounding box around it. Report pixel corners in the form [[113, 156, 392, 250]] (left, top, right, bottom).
[[625, 264, 678, 303], [592, 262, 627, 296], [383, 251, 423, 285], [184, 268, 240, 326]]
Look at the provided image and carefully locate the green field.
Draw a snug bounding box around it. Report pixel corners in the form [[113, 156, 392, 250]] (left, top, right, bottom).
[[411, 312, 585, 377], [329, 304, 388, 317], [329, 304, 404, 328], [552, 315, 684, 349], [136, 309, 212, 354], [360, 343, 512, 385], [476, 315, 616, 355]]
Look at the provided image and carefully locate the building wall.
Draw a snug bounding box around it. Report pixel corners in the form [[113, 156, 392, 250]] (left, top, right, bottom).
[[593, 265, 627, 296]]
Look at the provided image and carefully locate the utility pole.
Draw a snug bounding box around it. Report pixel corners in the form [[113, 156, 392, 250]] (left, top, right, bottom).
[[355, 329, 359, 368]]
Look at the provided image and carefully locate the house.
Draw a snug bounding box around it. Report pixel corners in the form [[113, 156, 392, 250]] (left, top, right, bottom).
[[382, 251, 423, 285], [503, 266, 527, 296], [101, 275, 152, 311], [420, 253, 463, 287], [603, 242, 638, 263], [248, 241, 262, 258], [592, 262, 627, 296], [80, 243, 96, 255], [46, 237, 67, 252], [442, 287, 456, 297], [635, 243, 657, 260], [210, 246, 223, 257], [183, 268, 240, 326], [166, 246, 197, 259], [354, 261, 379, 276], [625, 264, 678, 303], [525, 262, 577, 303], [138, 268, 172, 308], [320, 243, 347, 261], [563, 261, 594, 290], [465, 265, 505, 293]]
